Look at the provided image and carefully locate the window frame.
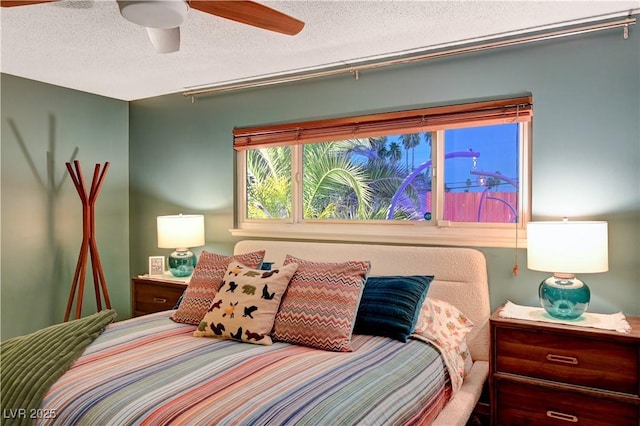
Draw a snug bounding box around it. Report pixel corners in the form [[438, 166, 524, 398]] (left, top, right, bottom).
[[232, 97, 532, 248]]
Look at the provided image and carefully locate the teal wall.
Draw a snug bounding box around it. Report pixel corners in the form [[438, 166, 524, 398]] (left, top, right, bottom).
[[1, 74, 130, 340], [130, 27, 639, 316], [1, 23, 638, 342]]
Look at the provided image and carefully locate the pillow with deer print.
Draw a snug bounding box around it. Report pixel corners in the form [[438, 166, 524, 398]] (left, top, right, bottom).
[[193, 261, 298, 345]]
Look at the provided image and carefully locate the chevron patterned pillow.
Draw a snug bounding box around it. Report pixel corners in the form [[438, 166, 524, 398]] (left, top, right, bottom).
[[171, 250, 265, 325], [272, 255, 370, 352]]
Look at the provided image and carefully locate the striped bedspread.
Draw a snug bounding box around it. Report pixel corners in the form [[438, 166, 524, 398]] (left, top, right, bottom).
[[38, 311, 451, 426]]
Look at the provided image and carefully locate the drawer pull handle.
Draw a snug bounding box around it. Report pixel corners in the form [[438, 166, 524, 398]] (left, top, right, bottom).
[[153, 297, 168, 304], [546, 410, 578, 423], [546, 354, 578, 365]]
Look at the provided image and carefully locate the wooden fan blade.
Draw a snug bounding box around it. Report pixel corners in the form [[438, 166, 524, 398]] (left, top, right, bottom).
[[188, 1, 304, 36], [1, 0, 57, 6]]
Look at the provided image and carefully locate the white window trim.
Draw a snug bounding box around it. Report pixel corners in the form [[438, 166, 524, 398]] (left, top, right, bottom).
[[232, 122, 531, 249]]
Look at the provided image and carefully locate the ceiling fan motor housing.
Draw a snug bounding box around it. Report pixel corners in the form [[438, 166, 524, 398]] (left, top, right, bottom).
[[117, 0, 188, 29]]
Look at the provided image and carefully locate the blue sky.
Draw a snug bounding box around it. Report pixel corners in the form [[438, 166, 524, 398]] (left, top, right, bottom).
[[389, 123, 519, 192]]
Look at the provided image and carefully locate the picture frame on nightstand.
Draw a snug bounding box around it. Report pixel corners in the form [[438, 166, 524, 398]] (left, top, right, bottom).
[[148, 256, 165, 278]]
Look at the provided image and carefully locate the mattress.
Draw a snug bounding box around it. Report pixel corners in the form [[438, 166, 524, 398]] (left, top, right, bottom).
[[38, 311, 452, 426]]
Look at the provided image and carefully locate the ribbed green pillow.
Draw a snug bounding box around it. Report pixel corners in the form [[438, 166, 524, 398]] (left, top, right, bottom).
[[354, 275, 433, 342]]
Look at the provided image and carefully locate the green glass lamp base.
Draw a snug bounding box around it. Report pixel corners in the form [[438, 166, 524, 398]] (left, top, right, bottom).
[[168, 249, 197, 277], [539, 275, 590, 320]]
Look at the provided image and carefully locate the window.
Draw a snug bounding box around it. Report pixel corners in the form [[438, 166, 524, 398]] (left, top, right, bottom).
[[233, 96, 532, 247]]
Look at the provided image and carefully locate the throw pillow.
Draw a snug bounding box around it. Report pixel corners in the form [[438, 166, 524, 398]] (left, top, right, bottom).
[[459, 340, 474, 377], [171, 250, 265, 325], [353, 275, 434, 342], [413, 297, 474, 350], [412, 297, 474, 392], [272, 255, 370, 352], [194, 261, 298, 345]]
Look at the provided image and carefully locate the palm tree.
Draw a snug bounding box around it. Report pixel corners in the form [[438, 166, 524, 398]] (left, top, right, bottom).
[[401, 133, 421, 170], [370, 136, 389, 160], [422, 132, 432, 155], [246, 147, 291, 219], [388, 142, 402, 164], [246, 137, 427, 222], [346, 138, 422, 220], [302, 141, 372, 219]]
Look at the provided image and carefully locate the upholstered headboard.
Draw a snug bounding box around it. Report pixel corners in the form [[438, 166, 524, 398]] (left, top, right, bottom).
[[234, 240, 490, 361]]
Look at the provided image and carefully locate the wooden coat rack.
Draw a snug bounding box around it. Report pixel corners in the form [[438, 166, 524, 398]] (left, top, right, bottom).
[[64, 160, 111, 321]]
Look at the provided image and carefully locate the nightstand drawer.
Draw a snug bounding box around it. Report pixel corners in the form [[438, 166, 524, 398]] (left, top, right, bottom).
[[133, 280, 185, 316], [495, 326, 639, 395], [495, 379, 639, 426]]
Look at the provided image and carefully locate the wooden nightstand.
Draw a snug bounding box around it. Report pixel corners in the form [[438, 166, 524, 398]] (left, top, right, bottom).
[[131, 276, 188, 317], [490, 305, 640, 425]]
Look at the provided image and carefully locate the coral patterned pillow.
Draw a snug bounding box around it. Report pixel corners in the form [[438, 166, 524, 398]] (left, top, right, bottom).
[[413, 297, 474, 348], [171, 250, 264, 325], [412, 297, 474, 392], [272, 255, 370, 352], [193, 261, 298, 345]]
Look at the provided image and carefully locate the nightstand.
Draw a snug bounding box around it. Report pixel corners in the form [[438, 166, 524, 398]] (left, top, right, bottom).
[[490, 305, 640, 425], [131, 276, 188, 317]]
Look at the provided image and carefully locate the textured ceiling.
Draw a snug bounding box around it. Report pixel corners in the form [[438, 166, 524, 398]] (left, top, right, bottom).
[[1, 0, 638, 101]]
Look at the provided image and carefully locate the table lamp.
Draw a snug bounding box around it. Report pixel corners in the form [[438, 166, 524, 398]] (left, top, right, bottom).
[[157, 214, 205, 277], [527, 219, 608, 320]]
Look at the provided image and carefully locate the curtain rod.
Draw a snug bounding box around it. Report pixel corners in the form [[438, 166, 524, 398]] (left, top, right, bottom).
[[182, 15, 636, 98]]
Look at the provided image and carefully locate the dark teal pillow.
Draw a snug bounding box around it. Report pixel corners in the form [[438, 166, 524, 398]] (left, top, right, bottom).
[[354, 275, 434, 342]]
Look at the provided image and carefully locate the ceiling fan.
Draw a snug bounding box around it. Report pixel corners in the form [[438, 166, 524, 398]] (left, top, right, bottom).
[[1, 0, 305, 53]]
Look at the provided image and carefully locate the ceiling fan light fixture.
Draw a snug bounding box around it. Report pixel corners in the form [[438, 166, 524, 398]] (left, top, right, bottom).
[[146, 27, 180, 53], [117, 0, 188, 29]]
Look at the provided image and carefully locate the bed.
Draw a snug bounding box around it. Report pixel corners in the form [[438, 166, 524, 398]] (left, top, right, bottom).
[[3, 240, 490, 426]]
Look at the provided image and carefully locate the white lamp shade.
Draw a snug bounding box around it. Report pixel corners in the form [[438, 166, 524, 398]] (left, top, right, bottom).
[[527, 221, 608, 274], [157, 214, 205, 249]]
